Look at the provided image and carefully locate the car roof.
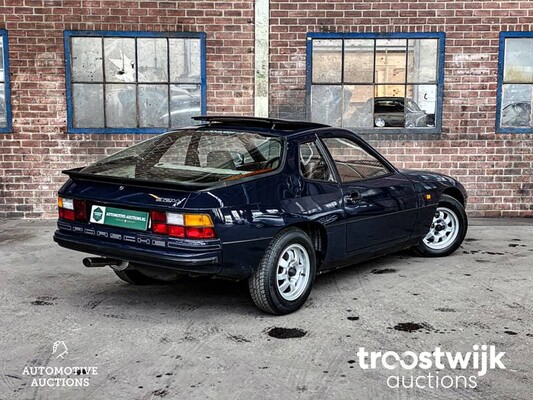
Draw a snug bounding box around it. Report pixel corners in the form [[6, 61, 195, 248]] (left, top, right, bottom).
[[191, 115, 330, 137]]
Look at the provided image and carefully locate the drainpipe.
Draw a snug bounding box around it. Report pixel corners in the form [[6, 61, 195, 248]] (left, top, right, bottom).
[[254, 0, 269, 117]]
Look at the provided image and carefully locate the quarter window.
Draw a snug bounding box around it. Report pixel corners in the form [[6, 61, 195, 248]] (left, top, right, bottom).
[[64, 31, 206, 134], [299, 141, 335, 182], [497, 32, 533, 132], [321, 137, 390, 182], [307, 33, 445, 133]]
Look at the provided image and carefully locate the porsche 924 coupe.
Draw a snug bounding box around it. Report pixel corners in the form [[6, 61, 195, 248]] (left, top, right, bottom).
[[54, 116, 468, 315]]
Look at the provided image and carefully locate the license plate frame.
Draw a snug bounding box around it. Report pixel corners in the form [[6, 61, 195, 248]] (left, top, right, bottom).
[[89, 205, 149, 231]]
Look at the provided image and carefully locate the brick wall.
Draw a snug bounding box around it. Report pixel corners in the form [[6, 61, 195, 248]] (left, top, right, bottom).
[[0, 0, 254, 218], [0, 0, 532, 218], [270, 0, 533, 217]]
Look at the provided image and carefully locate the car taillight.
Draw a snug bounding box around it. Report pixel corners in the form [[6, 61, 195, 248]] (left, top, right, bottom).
[[150, 211, 216, 239], [58, 197, 87, 222]]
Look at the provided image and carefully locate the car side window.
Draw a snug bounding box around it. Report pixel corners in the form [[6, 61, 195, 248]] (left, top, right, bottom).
[[299, 141, 335, 182], [321, 137, 391, 182]]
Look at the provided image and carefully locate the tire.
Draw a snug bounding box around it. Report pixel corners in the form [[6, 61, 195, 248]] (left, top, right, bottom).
[[249, 228, 316, 315], [413, 194, 468, 257], [114, 268, 167, 285]]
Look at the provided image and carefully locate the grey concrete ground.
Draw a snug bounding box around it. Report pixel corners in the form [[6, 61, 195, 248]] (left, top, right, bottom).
[[0, 219, 532, 400]]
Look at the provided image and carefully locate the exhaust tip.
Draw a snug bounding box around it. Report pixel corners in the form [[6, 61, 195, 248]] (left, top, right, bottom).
[[83, 257, 127, 269]]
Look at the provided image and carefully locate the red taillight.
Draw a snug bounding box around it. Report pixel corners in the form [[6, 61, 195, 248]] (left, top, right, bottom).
[[152, 222, 168, 235], [185, 227, 216, 239], [151, 211, 167, 223], [74, 199, 87, 222], [59, 208, 75, 221], [168, 225, 185, 238], [151, 211, 216, 239], [58, 197, 83, 221]]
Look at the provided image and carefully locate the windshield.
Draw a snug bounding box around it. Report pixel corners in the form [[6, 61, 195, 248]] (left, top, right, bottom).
[[80, 129, 284, 184]]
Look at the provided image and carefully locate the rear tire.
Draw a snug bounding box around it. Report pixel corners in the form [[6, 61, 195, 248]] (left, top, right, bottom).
[[414, 194, 468, 257], [249, 228, 316, 315]]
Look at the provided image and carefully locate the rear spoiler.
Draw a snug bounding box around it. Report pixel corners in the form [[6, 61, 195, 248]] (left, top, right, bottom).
[[62, 168, 217, 192]]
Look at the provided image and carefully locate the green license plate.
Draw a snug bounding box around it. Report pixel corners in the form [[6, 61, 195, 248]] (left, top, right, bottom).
[[89, 205, 149, 231]]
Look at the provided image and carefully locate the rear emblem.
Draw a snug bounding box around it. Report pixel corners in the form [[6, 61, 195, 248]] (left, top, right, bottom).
[[119, 186, 125, 191]]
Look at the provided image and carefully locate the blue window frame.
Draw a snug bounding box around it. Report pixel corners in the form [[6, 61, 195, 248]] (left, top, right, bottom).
[[0, 29, 13, 133], [306, 32, 445, 135], [496, 32, 533, 134], [64, 31, 206, 134]]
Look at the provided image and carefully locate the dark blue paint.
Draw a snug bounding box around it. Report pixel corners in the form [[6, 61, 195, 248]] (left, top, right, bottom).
[[0, 29, 13, 134], [54, 119, 468, 279], [63, 30, 207, 135]]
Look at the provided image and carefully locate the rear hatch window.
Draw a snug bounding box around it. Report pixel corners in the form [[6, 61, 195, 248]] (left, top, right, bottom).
[[80, 129, 284, 185]]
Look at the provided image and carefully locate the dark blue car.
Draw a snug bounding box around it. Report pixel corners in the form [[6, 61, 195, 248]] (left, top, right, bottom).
[[54, 116, 468, 314]]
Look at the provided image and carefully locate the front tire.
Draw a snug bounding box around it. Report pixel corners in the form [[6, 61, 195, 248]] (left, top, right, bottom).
[[249, 228, 316, 315], [414, 194, 468, 257]]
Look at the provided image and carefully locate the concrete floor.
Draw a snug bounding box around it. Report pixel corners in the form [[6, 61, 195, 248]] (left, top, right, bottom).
[[0, 219, 532, 400]]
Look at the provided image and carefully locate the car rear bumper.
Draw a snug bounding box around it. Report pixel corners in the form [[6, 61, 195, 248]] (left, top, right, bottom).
[[53, 229, 223, 275]]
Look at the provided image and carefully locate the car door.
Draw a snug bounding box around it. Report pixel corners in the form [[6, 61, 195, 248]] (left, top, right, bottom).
[[318, 133, 418, 253]]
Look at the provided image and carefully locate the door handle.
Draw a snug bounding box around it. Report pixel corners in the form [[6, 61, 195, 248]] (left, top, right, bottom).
[[344, 191, 362, 205]]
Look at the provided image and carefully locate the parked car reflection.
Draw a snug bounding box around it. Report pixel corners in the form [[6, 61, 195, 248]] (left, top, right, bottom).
[[372, 97, 428, 128]]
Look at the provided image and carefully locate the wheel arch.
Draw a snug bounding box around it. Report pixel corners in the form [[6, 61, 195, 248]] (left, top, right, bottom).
[[278, 221, 328, 267], [442, 187, 465, 206]]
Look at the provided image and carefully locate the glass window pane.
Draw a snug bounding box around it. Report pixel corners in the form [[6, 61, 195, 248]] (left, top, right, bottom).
[[500, 84, 532, 127], [504, 38, 533, 83], [169, 39, 201, 83], [342, 85, 373, 128], [407, 39, 438, 83], [104, 38, 136, 83], [72, 84, 104, 128], [0, 36, 4, 82], [344, 39, 374, 83], [299, 141, 334, 182], [71, 37, 103, 82], [406, 85, 436, 128], [322, 137, 390, 182], [0, 85, 6, 127], [310, 85, 342, 126], [375, 39, 407, 84], [139, 84, 169, 128], [105, 84, 137, 128], [312, 40, 342, 83], [138, 38, 168, 83], [373, 86, 406, 128], [169, 84, 201, 127]]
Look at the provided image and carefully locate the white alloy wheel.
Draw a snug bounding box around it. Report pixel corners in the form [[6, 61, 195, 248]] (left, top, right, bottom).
[[276, 243, 311, 301], [423, 207, 460, 250]]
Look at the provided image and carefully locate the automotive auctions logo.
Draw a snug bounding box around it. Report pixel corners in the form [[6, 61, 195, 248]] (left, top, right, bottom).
[[357, 345, 506, 389], [92, 207, 104, 222], [21, 341, 99, 388]]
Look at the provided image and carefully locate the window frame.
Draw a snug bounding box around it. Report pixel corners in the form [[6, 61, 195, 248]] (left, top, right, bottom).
[[298, 138, 337, 183], [306, 32, 446, 137], [496, 31, 533, 134], [0, 29, 13, 133], [317, 134, 395, 184], [63, 30, 207, 135]]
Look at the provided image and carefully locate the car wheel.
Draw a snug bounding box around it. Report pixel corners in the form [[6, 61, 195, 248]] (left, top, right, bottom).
[[414, 194, 468, 257], [114, 268, 167, 285], [249, 228, 316, 315]]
